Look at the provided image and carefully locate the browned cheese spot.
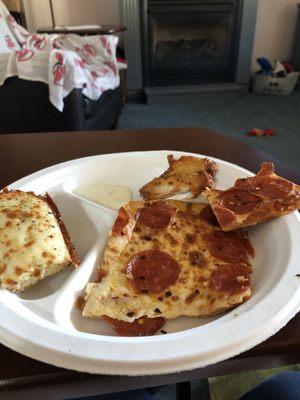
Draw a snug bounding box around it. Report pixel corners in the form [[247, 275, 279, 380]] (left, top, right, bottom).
[[24, 240, 35, 248], [6, 210, 32, 219], [14, 266, 24, 276], [186, 289, 200, 304], [5, 278, 17, 286], [3, 251, 10, 259], [185, 233, 196, 244], [164, 232, 178, 246], [178, 277, 187, 284], [108, 247, 118, 254], [33, 268, 41, 277], [0, 264, 7, 273], [188, 251, 206, 267]]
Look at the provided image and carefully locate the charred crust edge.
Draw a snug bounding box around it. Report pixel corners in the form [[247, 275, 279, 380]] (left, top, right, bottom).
[[42, 193, 80, 267]]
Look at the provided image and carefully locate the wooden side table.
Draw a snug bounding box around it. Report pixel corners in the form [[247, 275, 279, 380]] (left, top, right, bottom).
[[37, 25, 126, 36]]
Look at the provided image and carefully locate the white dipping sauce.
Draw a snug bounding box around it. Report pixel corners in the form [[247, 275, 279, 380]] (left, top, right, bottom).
[[74, 183, 132, 210]]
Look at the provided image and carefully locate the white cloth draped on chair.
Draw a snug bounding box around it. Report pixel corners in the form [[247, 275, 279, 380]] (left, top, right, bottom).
[[0, 1, 120, 111]]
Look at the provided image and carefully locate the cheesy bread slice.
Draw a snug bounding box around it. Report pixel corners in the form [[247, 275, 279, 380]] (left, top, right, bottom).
[[0, 189, 79, 292], [83, 200, 253, 336], [139, 155, 217, 200], [204, 162, 300, 231]]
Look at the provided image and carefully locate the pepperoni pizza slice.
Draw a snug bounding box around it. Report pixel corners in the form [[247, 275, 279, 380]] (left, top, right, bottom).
[[82, 200, 254, 336], [139, 155, 217, 200], [204, 162, 300, 231]]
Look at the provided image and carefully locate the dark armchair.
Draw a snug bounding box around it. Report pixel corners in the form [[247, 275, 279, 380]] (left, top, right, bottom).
[[0, 77, 121, 134]]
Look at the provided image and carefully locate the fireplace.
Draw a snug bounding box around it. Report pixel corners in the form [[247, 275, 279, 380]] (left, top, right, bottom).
[[121, 0, 258, 93], [141, 0, 243, 86]]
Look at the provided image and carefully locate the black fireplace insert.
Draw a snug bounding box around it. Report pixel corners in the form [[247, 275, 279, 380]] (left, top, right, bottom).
[[141, 0, 243, 86]]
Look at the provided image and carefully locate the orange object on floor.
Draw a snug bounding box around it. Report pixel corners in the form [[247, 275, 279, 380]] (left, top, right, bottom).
[[246, 128, 275, 137], [263, 128, 275, 136], [247, 128, 264, 137]]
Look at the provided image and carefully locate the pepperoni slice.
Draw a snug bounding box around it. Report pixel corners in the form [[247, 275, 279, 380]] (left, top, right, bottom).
[[111, 207, 129, 235], [245, 206, 275, 225], [203, 231, 249, 264], [199, 205, 219, 226], [235, 176, 293, 200], [137, 202, 176, 229], [219, 188, 262, 214], [210, 263, 252, 295], [127, 250, 180, 294], [103, 316, 165, 336], [213, 206, 236, 227]]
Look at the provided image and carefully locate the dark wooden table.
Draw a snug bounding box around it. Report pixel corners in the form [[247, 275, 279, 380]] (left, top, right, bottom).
[[37, 25, 126, 36], [0, 127, 299, 400]]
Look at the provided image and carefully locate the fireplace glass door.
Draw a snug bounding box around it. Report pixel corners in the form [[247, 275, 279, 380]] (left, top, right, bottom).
[[153, 15, 229, 65], [142, 1, 242, 86]]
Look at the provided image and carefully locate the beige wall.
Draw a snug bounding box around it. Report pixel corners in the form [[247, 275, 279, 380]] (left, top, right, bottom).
[[52, 0, 120, 26], [251, 0, 299, 70], [24, 0, 299, 71], [23, 0, 120, 32], [23, 0, 51, 31]]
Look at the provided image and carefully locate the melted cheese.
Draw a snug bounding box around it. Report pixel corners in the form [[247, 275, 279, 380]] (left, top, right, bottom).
[[0, 191, 72, 292], [74, 183, 132, 210], [140, 156, 217, 200], [83, 201, 252, 322]]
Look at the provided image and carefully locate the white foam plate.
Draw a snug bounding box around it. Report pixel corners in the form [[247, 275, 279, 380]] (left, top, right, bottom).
[[0, 150, 300, 376]]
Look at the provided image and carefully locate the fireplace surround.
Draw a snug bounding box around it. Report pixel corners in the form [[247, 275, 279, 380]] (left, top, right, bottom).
[[121, 0, 258, 94], [141, 0, 243, 86]]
